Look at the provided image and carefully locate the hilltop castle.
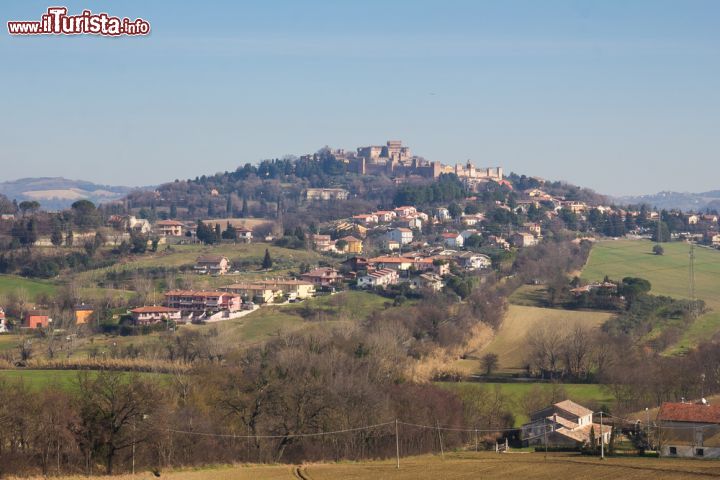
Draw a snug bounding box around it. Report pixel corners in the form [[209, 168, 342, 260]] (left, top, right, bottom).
[[339, 140, 503, 182]]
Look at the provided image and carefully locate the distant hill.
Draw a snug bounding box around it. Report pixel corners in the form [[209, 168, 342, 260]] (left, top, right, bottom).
[[615, 190, 720, 212], [0, 177, 148, 210]]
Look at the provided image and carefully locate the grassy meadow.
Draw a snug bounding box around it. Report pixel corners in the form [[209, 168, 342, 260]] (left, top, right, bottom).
[[582, 239, 720, 351], [0, 274, 57, 300], [36, 452, 720, 480], [438, 382, 612, 426], [0, 369, 167, 390]]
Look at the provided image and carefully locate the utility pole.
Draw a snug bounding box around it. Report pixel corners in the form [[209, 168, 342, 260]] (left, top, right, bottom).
[[600, 411, 604, 460], [646, 407, 651, 450], [475, 428, 479, 452], [395, 419, 400, 469], [544, 418, 548, 460], [436, 420, 444, 458], [132, 421, 136, 476], [689, 242, 697, 320]]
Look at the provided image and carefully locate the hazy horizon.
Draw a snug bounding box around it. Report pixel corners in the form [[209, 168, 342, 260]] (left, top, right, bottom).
[[2, 0, 719, 196]]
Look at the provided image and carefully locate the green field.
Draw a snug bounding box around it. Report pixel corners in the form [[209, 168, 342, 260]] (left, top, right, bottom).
[[48, 452, 720, 479], [57, 291, 391, 362], [439, 382, 612, 426], [0, 274, 58, 300], [468, 305, 612, 372], [183, 291, 391, 346], [582, 239, 720, 351], [0, 369, 166, 390], [76, 243, 325, 284]]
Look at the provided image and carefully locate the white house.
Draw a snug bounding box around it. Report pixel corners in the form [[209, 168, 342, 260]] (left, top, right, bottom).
[[385, 228, 413, 245], [357, 268, 399, 289], [410, 273, 445, 291], [460, 229, 480, 241], [441, 232, 464, 248], [435, 207, 451, 222], [455, 252, 492, 270]]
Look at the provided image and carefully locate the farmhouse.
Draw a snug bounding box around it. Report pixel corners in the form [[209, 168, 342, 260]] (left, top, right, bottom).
[[155, 219, 185, 237], [24, 310, 52, 329], [236, 227, 253, 243], [522, 400, 610, 448], [73, 304, 94, 325], [0, 308, 8, 333], [657, 400, 720, 458], [194, 255, 230, 275], [130, 306, 181, 325]]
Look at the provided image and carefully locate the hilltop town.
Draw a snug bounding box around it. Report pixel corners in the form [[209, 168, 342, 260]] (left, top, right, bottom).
[[0, 140, 719, 475]]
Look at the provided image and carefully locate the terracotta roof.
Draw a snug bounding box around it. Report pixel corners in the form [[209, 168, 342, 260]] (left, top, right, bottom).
[[369, 257, 412, 263], [658, 402, 720, 424], [164, 290, 233, 298], [156, 220, 185, 226], [339, 236, 362, 242], [223, 283, 274, 290], [554, 400, 593, 418], [131, 306, 179, 314], [257, 279, 314, 286], [196, 255, 228, 263], [441, 232, 460, 238]]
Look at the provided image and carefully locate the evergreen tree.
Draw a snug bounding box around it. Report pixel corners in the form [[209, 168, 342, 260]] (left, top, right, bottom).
[[170, 204, 178, 218], [50, 225, 64, 247], [241, 197, 249, 217], [226, 196, 233, 217], [262, 248, 273, 269]]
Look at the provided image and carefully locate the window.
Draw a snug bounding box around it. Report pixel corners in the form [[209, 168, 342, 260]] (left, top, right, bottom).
[[696, 448, 704, 457], [669, 447, 677, 455]]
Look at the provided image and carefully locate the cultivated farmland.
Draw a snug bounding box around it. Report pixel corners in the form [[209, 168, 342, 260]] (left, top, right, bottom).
[[582, 239, 720, 351], [41, 452, 720, 480]]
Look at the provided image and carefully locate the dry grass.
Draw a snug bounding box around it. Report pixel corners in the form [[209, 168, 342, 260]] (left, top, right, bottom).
[[26, 452, 720, 479], [472, 305, 613, 373]]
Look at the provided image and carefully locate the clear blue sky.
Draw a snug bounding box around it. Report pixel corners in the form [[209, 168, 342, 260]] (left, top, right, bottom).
[[2, 1, 719, 196]]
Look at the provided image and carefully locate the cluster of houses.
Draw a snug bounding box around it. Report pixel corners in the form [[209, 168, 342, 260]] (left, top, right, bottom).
[[0, 304, 95, 331], [520, 397, 720, 459], [310, 203, 543, 257], [129, 276, 322, 325]]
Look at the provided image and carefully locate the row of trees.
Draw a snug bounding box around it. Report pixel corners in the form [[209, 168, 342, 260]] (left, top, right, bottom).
[[0, 325, 517, 476]]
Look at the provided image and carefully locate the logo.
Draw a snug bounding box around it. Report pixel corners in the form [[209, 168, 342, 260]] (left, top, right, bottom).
[[8, 7, 150, 36]]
